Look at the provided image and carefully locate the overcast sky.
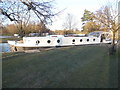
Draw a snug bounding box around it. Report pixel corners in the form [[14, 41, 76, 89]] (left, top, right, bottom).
[[48, 0, 119, 30]]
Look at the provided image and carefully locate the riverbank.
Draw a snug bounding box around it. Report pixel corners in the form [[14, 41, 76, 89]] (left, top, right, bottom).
[[0, 37, 22, 43], [2, 45, 119, 88]]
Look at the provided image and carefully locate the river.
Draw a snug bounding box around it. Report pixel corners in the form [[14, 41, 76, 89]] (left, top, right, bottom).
[[0, 43, 10, 52], [0, 36, 13, 52]]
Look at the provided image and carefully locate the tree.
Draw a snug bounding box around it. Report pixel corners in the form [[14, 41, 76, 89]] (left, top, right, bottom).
[[5, 24, 18, 35], [82, 21, 101, 33], [81, 9, 97, 33], [54, 30, 65, 35], [81, 9, 94, 24], [0, 0, 58, 37], [20, 0, 57, 24], [0, 0, 31, 37], [0, 20, 3, 31], [94, 4, 120, 54], [36, 22, 50, 35], [81, 2, 120, 54], [62, 13, 77, 30]]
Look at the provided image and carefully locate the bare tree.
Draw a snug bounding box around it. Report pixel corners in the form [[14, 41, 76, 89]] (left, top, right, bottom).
[[20, 0, 57, 24], [62, 13, 77, 30], [93, 1, 120, 54], [20, 0, 61, 35], [0, 18, 3, 30], [0, 0, 58, 37], [0, 0, 31, 37]]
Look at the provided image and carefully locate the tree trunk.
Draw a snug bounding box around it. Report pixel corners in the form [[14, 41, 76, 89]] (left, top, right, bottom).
[[19, 25, 25, 38], [109, 31, 116, 55], [112, 31, 115, 45]]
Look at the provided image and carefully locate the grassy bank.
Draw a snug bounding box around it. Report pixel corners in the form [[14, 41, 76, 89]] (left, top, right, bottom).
[[2, 45, 119, 88], [0, 37, 22, 43]]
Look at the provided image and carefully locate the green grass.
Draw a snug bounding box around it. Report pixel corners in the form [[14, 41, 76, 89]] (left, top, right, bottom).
[[2, 45, 119, 88]]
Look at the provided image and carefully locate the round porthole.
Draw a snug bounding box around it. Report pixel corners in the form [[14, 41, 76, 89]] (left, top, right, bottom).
[[47, 40, 51, 43], [80, 39, 82, 42], [57, 40, 60, 43], [93, 39, 95, 41], [87, 39, 89, 42], [72, 39, 75, 42], [36, 40, 40, 44]]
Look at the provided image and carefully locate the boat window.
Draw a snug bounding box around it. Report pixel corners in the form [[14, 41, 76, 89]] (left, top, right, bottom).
[[87, 39, 89, 42], [93, 39, 95, 41], [36, 40, 40, 44], [57, 40, 60, 43], [47, 40, 51, 43], [80, 39, 82, 42], [88, 32, 100, 37], [72, 39, 75, 42]]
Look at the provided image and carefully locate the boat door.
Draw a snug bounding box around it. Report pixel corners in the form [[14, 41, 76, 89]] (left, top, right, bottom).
[[100, 32, 112, 43], [100, 34, 105, 42]]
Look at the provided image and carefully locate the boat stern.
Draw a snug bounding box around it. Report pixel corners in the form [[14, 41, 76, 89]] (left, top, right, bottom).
[[7, 40, 16, 46]]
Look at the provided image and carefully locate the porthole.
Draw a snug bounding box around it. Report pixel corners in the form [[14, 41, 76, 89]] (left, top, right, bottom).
[[93, 39, 95, 41], [47, 40, 51, 43], [72, 39, 75, 42], [57, 40, 60, 43], [36, 40, 40, 45], [87, 39, 89, 42], [80, 39, 82, 42]]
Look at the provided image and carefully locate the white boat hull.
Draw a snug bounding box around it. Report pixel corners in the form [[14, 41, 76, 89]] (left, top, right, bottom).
[[7, 31, 112, 52]]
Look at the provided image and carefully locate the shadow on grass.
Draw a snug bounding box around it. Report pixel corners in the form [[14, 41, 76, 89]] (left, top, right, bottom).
[[108, 44, 120, 88], [108, 53, 118, 88]]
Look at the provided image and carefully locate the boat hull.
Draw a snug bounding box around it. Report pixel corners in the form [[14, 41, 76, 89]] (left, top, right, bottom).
[[8, 31, 112, 52]]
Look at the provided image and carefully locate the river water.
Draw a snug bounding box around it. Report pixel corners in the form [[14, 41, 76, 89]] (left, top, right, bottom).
[[0, 36, 13, 39], [0, 36, 12, 52], [0, 43, 10, 52]]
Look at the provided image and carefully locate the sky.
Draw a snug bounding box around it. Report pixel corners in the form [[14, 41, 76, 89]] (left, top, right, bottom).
[[48, 0, 119, 30]]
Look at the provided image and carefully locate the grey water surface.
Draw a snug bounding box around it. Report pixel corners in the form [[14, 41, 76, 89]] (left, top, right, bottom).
[[0, 43, 10, 52]]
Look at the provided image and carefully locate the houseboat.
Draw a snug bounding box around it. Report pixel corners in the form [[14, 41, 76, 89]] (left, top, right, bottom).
[[8, 31, 112, 52]]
